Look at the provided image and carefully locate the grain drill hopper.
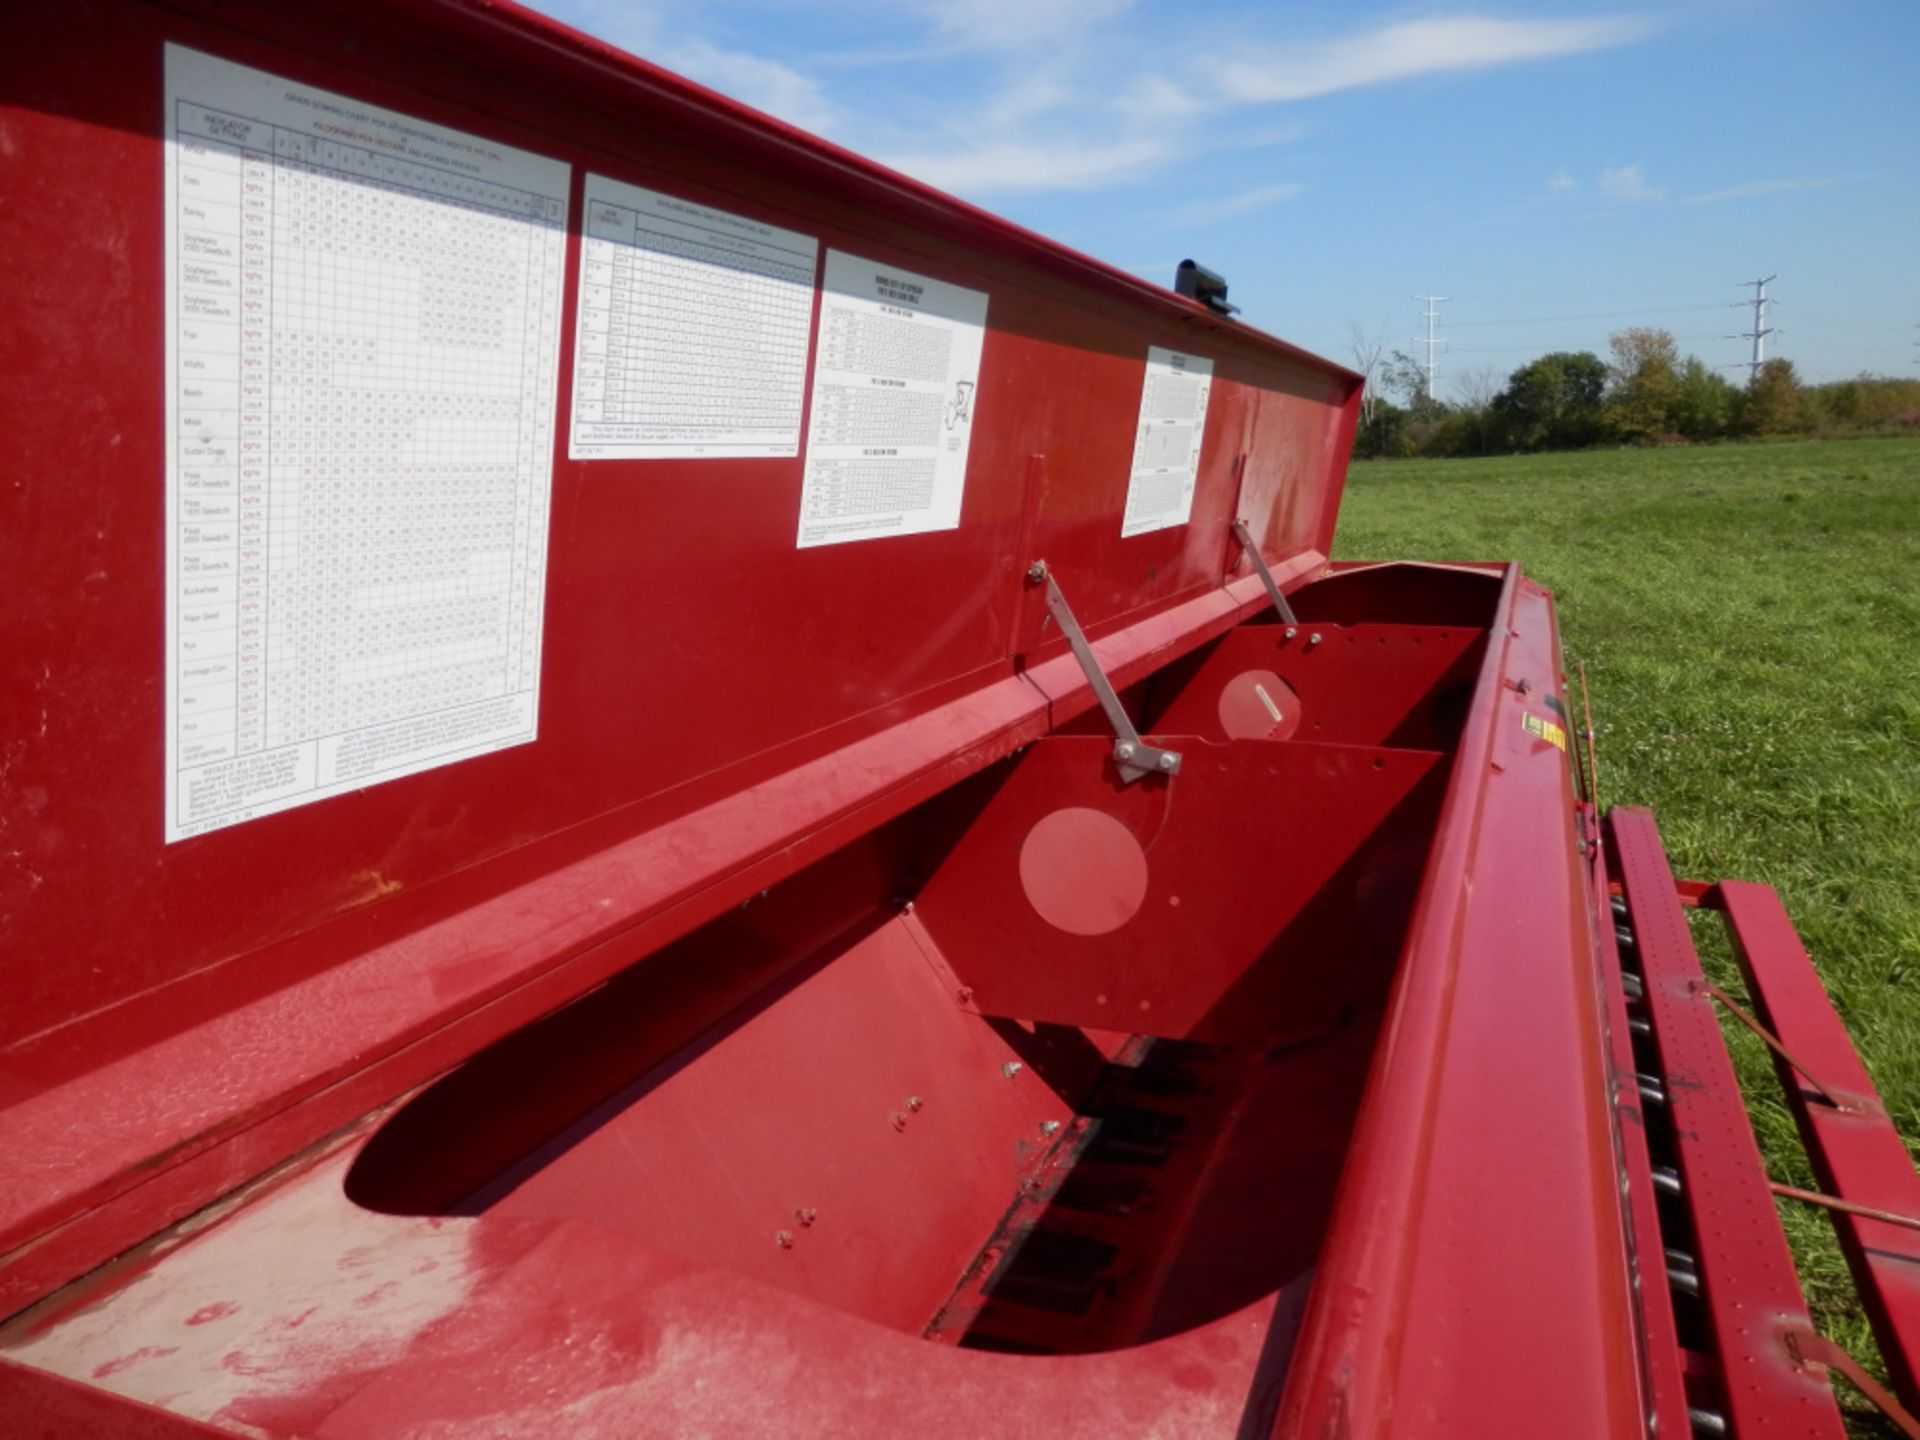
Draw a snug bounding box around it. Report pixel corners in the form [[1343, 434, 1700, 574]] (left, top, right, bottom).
[[4, 3, 1919, 1435]]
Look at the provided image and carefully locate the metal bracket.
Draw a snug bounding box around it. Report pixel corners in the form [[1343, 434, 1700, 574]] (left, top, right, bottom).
[[1231, 519, 1299, 630], [1030, 561, 1180, 784]]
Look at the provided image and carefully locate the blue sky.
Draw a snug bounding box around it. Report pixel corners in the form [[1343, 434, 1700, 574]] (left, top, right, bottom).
[[522, 0, 1918, 394]]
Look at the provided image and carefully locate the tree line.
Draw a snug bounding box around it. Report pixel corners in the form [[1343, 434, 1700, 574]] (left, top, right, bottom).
[[1350, 326, 1920, 460]]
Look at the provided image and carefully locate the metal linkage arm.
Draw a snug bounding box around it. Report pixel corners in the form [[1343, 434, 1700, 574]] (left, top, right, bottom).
[[1031, 562, 1181, 784], [1231, 519, 1298, 628]]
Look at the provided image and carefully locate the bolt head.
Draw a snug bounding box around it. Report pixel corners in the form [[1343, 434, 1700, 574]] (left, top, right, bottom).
[[1025, 561, 1048, 583], [1284, 627, 1298, 640], [1116, 742, 1136, 760], [1001, 1061, 1023, 1079], [1039, 1119, 1062, 1136], [1308, 632, 1323, 646], [775, 1230, 794, 1249], [1157, 752, 1177, 772], [795, 1208, 818, 1227], [906, 1095, 923, 1112]]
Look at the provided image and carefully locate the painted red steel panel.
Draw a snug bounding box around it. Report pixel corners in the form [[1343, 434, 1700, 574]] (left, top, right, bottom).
[[1609, 809, 1848, 1437], [1718, 878, 1920, 1413], [1144, 622, 1485, 748], [915, 736, 1447, 1043], [0, 1360, 233, 1440]]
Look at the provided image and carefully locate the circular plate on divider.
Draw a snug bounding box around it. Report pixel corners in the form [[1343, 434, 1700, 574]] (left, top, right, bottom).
[[1218, 670, 1301, 741], [1018, 807, 1149, 937]]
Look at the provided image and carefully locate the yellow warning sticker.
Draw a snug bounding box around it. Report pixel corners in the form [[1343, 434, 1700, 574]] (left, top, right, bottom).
[[1523, 712, 1568, 751]]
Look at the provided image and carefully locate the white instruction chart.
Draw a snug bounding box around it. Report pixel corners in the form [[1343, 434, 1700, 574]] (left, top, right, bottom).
[[570, 176, 819, 459], [796, 250, 988, 548], [164, 46, 569, 842], [1121, 346, 1214, 538]]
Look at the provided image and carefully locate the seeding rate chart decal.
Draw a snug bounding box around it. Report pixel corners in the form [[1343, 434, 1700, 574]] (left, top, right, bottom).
[[163, 46, 569, 842], [796, 250, 988, 548], [569, 175, 819, 459], [1121, 346, 1214, 538]]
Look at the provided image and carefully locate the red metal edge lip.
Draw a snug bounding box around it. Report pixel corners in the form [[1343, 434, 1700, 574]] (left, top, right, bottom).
[[1277, 568, 1644, 1436]]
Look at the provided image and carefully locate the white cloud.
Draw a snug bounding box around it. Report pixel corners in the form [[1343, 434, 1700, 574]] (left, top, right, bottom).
[[1548, 172, 1578, 192], [664, 37, 840, 134], [1126, 74, 1209, 121], [910, 0, 1134, 51], [1210, 15, 1651, 104], [530, 3, 1656, 201], [1170, 182, 1305, 227], [881, 137, 1171, 195], [1598, 163, 1662, 203], [1232, 121, 1312, 151], [977, 70, 1078, 130], [1680, 175, 1848, 205]]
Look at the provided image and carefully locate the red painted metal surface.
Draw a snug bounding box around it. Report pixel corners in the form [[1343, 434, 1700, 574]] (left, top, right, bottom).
[[1716, 879, 1920, 1413], [0, 1362, 232, 1440], [914, 735, 1448, 1044], [1276, 575, 1648, 1439], [1143, 621, 1486, 749]]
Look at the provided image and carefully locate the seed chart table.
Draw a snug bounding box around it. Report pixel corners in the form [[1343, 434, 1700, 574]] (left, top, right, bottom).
[[1120, 347, 1213, 538], [569, 175, 818, 460], [796, 251, 987, 549], [164, 46, 568, 841]]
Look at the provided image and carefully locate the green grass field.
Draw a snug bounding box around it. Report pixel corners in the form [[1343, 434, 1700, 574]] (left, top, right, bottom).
[[1334, 436, 1920, 1433]]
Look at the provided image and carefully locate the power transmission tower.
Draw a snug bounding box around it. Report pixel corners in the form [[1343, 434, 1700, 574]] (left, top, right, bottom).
[[1727, 275, 1777, 384], [1412, 295, 1449, 402]]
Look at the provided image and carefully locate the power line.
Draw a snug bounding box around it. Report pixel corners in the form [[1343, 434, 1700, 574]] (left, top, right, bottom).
[[1448, 301, 1740, 329], [1412, 294, 1448, 400], [1770, 300, 1917, 335]]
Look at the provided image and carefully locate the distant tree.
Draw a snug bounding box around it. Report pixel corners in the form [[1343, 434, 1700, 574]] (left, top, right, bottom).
[[1454, 365, 1502, 413], [1606, 328, 1684, 439], [1490, 351, 1609, 451], [1382, 348, 1444, 421], [1347, 323, 1390, 433], [1670, 357, 1739, 440], [1443, 366, 1503, 455], [1820, 378, 1866, 427], [1744, 357, 1805, 435], [1353, 397, 1411, 458], [1806, 374, 1920, 428]]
